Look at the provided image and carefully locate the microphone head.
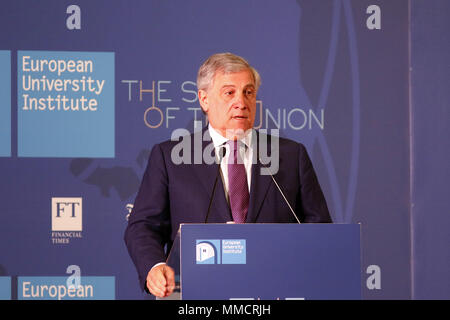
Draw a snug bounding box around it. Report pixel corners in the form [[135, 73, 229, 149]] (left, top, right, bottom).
[[218, 145, 227, 160]]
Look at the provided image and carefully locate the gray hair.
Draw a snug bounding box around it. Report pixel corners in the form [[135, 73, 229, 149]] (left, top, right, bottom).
[[197, 52, 261, 92]]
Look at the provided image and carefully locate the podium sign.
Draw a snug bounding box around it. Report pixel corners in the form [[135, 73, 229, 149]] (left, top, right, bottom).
[[179, 223, 361, 300]]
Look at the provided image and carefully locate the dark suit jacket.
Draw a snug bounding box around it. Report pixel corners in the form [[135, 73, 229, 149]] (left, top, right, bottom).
[[124, 128, 331, 292]]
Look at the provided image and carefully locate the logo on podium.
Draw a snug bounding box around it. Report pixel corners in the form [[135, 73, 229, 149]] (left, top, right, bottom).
[[196, 240, 220, 264], [196, 239, 246, 265]]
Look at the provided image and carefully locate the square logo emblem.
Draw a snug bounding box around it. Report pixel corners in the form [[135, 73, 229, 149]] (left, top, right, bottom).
[[196, 240, 221, 264], [52, 197, 82, 231]]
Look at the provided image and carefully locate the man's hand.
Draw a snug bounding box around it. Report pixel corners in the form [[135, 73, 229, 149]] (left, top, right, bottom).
[[146, 264, 175, 298]]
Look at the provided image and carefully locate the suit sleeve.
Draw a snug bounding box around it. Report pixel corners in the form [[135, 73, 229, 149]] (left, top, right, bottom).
[[296, 143, 332, 223], [124, 143, 171, 292]]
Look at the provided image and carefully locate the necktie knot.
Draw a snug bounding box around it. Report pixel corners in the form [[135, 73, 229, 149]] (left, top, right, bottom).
[[227, 139, 245, 164]]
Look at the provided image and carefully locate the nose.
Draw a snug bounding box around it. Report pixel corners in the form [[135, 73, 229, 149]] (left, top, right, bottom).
[[233, 92, 246, 109]]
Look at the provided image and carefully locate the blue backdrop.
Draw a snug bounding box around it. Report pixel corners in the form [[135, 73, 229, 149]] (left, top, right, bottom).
[[0, 0, 448, 300]]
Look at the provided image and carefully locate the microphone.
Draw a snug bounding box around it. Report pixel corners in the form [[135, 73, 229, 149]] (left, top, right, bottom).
[[259, 158, 301, 224], [204, 145, 227, 223]]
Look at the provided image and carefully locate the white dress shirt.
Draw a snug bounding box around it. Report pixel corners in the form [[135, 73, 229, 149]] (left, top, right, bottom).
[[208, 124, 254, 200]]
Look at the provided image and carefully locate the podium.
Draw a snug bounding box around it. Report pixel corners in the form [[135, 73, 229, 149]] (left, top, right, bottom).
[[167, 223, 361, 300]]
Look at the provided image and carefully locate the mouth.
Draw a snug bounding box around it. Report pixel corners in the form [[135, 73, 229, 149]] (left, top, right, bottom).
[[232, 115, 248, 120]]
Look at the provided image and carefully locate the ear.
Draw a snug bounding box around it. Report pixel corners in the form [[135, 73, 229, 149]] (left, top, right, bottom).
[[198, 89, 209, 113]]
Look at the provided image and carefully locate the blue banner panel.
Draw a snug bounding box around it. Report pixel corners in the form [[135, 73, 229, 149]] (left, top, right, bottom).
[[0, 277, 11, 300], [0, 51, 11, 157], [411, 0, 450, 299], [181, 224, 361, 300], [17, 51, 115, 158], [17, 276, 115, 300]]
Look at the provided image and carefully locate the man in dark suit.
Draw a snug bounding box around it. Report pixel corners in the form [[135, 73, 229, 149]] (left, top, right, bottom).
[[124, 53, 331, 298]]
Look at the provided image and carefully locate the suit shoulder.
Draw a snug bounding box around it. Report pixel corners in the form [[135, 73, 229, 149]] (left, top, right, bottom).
[[153, 130, 197, 151], [150, 130, 206, 161], [257, 130, 306, 151], [157, 137, 179, 150]]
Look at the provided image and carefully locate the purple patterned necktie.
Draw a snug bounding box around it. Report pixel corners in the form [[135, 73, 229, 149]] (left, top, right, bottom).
[[227, 140, 249, 223]]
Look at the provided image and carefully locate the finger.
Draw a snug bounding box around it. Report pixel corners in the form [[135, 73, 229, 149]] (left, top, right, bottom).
[[148, 283, 165, 298], [147, 268, 167, 297], [146, 277, 163, 297], [164, 266, 176, 295], [148, 279, 166, 297], [150, 266, 168, 287], [152, 271, 167, 289]]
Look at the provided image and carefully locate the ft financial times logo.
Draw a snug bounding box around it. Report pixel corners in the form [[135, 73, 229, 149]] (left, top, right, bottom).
[[51, 197, 82, 244]]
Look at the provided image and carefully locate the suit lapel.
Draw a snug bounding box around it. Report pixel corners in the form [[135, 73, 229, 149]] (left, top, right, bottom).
[[246, 131, 274, 223], [246, 162, 271, 223], [192, 128, 231, 222]]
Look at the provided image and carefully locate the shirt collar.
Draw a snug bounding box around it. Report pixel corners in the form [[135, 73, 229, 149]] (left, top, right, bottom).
[[208, 124, 254, 149]]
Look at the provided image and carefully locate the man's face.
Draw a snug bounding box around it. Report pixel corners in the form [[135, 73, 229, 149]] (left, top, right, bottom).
[[198, 69, 257, 139]]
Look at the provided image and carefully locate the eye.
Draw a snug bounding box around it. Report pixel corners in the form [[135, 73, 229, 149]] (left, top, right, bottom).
[[224, 90, 234, 96], [245, 89, 254, 96]]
